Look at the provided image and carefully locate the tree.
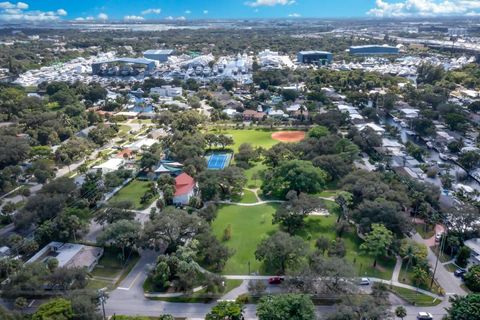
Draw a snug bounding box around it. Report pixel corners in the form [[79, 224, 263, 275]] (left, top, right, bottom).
[[206, 301, 243, 320], [0, 135, 30, 169], [395, 306, 407, 320], [360, 224, 393, 267], [256, 294, 315, 320], [464, 265, 480, 292], [458, 151, 480, 171], [399, 239, 427, 273], [255, 231, 308, 274], [261, 160, 327, 199], [456, 246, 471, 268], [142, 208, 206, 253], [273, 191, 323, 234], [32, 298, 73, 320], [308, 125, 329, 139], [315, 236, 330, 255], [14, 297, 28, 312], [97, 220, 141, 262], [196, 231, 232, 272], [446, 294, 480, 320]]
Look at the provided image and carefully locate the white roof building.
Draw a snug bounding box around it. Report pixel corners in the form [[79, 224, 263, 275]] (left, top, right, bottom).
[[92, 158, 125, 173], [355, 123, 386, 134], [26, 242, 103, 272], [127, 138, 158, 151]]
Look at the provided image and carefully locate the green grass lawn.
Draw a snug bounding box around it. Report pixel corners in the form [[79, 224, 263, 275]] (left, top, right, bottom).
[[209, 128, 279, 152], [388, 286, 442, 307], [233, 189, 258, 203], [244, 162, 267, 188], [109, 180, 156, 210], [212, 204, 279, 275], [298, 213, 395, 280], [90, 247, 140, 286], [211, 200, 394, 279], [415, 224, 435, 239]]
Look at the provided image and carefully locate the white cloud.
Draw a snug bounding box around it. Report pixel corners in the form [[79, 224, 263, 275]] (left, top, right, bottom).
[[124, 15, 145, 21], [141, 8, 161, 15], [0, 2, 28, 9], [368, 0, 480, 17], [177, 16, 186, 21], [97, 13, 108, 20], [56, 9, 67, 16], [245, 0, 295, 7], [0, 2, 70, 22], [203, 10, 209, 14], [76, 16, 94, 21], [185, 10, 191, 14], [288, 13, 301, 17]]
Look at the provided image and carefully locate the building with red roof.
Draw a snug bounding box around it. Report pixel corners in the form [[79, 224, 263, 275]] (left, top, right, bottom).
[[173, 173, 197, 205]]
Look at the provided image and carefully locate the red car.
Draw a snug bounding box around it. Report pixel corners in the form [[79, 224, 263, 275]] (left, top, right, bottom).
[[268, 276, 284, 284]]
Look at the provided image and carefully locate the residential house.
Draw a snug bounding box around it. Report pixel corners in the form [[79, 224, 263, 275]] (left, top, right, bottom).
[[26, 242, 103, 272], [92, 158, 125, 174], [173, 173, 197, 205], [464, 239, 480, 265], [243, 110, 265, 121]]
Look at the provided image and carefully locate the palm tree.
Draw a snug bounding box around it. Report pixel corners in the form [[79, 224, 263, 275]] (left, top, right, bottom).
[[395, 306, 407, 320], [401, 243, 417, 274]]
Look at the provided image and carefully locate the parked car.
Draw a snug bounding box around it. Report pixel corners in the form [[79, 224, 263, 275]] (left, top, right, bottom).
[[454, 268, 467, 278], [359, 278, 370, 285], [268, 276, 284, 285], [417, 312, 433, 320]]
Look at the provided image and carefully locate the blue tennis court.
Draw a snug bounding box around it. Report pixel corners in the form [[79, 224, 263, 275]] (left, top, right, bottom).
[[207, 153, 231, 170]]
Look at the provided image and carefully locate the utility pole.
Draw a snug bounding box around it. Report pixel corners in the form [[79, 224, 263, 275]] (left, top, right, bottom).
[[98, 289, 108, 320]]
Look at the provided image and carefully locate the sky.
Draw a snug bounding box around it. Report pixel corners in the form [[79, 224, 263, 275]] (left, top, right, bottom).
[[0, 0, 480, 23]]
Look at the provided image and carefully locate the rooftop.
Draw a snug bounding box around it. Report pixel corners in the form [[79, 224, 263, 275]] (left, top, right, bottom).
[[175, 173, 195, 196], [144, 49, 174, 55]]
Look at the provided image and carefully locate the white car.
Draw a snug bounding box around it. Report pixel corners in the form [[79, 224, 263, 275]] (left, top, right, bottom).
[[359, 278, 370, 285], [417, 312, 433, 320]]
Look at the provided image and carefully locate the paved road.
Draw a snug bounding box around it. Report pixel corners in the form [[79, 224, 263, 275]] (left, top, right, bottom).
[[104, 251, 450, 319], [412, 233, 466, 296]]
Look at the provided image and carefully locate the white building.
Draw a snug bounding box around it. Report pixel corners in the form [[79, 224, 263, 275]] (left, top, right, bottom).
[[150, 86, 183, 98], [127, 138, 158, 151], [464, 239, 480, 265], [92, 158, 125, 174], [26, 242, 103, 272]]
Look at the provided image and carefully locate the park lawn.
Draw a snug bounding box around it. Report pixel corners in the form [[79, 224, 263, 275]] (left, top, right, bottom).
[[212, 204, 279, 275], [231, 189, 257, 203], [91, 247, 140, 279], [210, 128, 279, 152], [109, 179, 156, 210], [244, 162, 267, 188], [388, 286, 442, 307], [297, 214, 395, 280]]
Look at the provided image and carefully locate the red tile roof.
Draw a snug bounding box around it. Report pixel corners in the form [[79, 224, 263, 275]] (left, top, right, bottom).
[[175, 173, 195, 196]]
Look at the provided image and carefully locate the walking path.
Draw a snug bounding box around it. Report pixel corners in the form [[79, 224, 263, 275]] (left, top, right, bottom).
[[392, 255, 403, 283]]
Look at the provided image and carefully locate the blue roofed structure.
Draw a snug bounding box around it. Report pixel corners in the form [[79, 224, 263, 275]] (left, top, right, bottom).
[[92, 57, 156, 75], [143, 49, 174, 62]]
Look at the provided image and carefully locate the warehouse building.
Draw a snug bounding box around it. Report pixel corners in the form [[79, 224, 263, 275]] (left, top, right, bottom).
[[143, 49, 174, 62], [349, 45, 399, 56], [297, 51, 333, 65]]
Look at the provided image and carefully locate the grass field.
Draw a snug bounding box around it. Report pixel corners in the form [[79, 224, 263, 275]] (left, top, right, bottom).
[[212, 201, 395, 279], [210, 128, 279, 152], [212, 204, 279, 275], [244, 162, 267, 188], [388, 286, 442, 307], [109, 179, 156, 210], [231, 189, 258, 203], [88, 248, 140, 290], [398, 262, 442, 294]]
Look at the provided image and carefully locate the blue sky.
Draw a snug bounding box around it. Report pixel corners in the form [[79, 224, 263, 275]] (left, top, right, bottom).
[[1, 1, 480, 22]]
